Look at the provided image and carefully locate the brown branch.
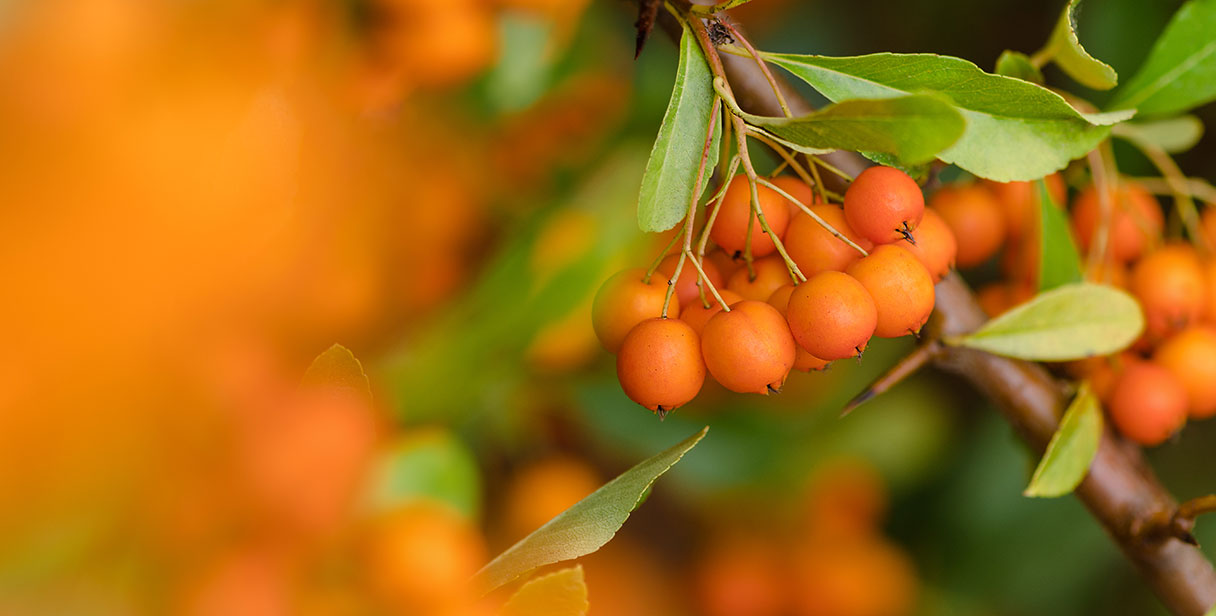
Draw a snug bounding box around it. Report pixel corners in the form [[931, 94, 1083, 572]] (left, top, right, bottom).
[[642, 6, 1216, 614]]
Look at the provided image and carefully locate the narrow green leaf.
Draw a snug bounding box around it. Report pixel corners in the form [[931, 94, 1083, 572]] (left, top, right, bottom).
[[1112, 115, 1206, 154], [303, 344, 370, 397], [363, 430, 482, 520], [501, 566, 589, 616], [1108, 0, 1216, 115], [995, 50, 1045, 84], [1045, 0, 1118, 90], [949, 283, 1144, 360], [740, 95, 964, 164], [1025, 383, 1103, 497], [472, 426, 709, 593], [1037, 179, 1082, 292], [637, 22, 720, 233], [763, 52, 1135, 181]]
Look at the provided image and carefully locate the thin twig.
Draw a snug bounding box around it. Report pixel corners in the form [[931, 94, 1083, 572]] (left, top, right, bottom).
[[842, 341, 941, 417], [755, 177, 867, 256]]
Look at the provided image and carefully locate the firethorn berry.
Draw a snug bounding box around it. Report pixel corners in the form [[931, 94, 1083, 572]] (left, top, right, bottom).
[[711, 175, 791, 258], [1085, 259, 1128, 288], [657, 253, 724, 307], [1107, 361, 1187, 446], [984, 173, 1067, 241], [784, 205, 875, 277], [770, 175, 819, 218], [929, 184, 1006, 268], [843, 166, 925, 244], [1154, 327, 1216, 419], [701, 300, 796, 394], [616, 318, 705, 413], [767, 285, 832, 372], [706, 248, 744, 281], [846, 245, 935, 338], [591, 268, 678, 353], [1201, 259, 1216, 323], [904, 208, 956, 282], [727, 254, 795, 301], [786, 272, 877, 360], [695, 534, 789, 616], [1071, 182, 1164, 263], [1129, 244, 1206, 341], [975, 282, 1035, 318], [681, 289, 744, 335]]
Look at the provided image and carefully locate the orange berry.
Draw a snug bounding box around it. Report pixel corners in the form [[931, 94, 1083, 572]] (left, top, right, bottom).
[[975, 282, 1035, 318], [768, 285, 832, 372], [616, 318, 705, 412], [1071, 182, 1163, 263], [784, 205, 875, 277], [1202, 207, 1216, 250], [695, 534, 789, 616], [770, 175, 820, 218], [701, 300, 797, 394], [843, 166, 925, 244], [1085, 259, 1128, 288], [1107, 361, 1187, 446], [1202, 259, 1216, 323], [904, 208, 956, 282], [505, 456, 600, 539], [787, 272, 877, 360], [681, 289, 743, 335], [591, 268, 677, 353], [846, 245, 935, 338], [727, 254, 795, 301], [711, 175, 791, 258], [657, 253, 724, 307], [706, 248, 744, 281], [791, 537, 918, 616], [363, 503, 485, 612], [984, 173, 1066, 241], [1154, 326, 1216, 419], [1129, 244, 1206, 341], [804, 459, 889, 539], [929, 184, 1006, 267]]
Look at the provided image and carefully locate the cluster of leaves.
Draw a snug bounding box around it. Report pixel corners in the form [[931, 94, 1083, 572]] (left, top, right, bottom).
[[636, 0, 1216, 500]]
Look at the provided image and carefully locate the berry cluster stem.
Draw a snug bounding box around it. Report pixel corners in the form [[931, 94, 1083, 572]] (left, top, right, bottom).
[[755, 177, 868, 257]]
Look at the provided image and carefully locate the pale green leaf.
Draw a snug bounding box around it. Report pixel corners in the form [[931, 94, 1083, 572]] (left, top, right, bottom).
[[637, 23, 720, 232], [1025, 383, 1103, 497], [364, 430, 482, 520], [763, 52, 1135, 181], [1108, 0, 1216, 115], [740, 95, 964, 164], [1204, 603, 1216, 616], [949, 283, 1144, 360], [303, 344, 370, 397], [1045, 0, 1118, 90], [501, 566, 589, 616], [1037, 179, 1083, 291], [473, 426, 708, 593], [995, 50, 1044, 84], [1112, 115, 1205, 153]]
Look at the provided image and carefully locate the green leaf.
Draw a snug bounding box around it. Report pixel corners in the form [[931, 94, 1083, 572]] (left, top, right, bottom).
[[501, 566, 589, 616], [303, 344, 370, 397], [1037, 179, 1082, 292], [1205, 604, 1216, 616], [472, 426, 708, 593], [1044, 0, 1118, 90], [1024, 383, 1103, 497], [763, 52, 1135, 181], [948, 283, 1144, 360], [363, 429, 482, 520], [1112, 115, 1206, 153], [1108, 0, 1216, 115], [995, 50, 1045, 84], [740, 95, 964, 165], [637, 22, 720, 232]]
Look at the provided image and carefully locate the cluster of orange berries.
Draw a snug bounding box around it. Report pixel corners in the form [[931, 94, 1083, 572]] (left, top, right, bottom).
[[594, 166, 953, 414], [937, 175, 1216, 447]]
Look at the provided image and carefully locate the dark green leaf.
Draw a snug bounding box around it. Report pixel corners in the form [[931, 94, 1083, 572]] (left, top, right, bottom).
[[1025, 383, 1103, 497], [741, 95, 964, 164], [763, 52, 1134, 181], [1112, 115, 1205, 153], [472, 426, 708, 593], [364, 430, 482, 519], [637, 22, 720, 232], [1108, 0, 1216, 115], [1037, 179, 1083, 291], [949, 283, 1144, 360], [1045, 0, 1118, 90], [995, 50, 1045, 84], [303, 344, 370, 397]]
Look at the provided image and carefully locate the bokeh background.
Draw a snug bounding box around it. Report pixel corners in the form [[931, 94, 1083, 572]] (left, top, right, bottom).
[[1, 0, 1214, 614]]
